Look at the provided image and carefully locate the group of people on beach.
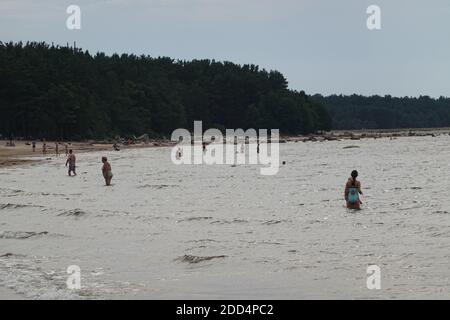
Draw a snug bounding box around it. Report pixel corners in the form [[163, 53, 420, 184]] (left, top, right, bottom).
[[32, 140, 69, 157]]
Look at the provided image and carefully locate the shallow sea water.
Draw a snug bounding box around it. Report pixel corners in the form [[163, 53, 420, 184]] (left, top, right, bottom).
[[1, 136, 449, 299]]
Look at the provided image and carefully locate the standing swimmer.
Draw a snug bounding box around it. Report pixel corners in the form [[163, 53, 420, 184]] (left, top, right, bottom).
[[345, 170, 363, 210], [101, 157, 113, 186], [66, 150, 77, 176]]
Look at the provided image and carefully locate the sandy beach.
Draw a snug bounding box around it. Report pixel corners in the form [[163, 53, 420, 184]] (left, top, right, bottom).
[[2, 129, 450, 169], [0, 140, 175, 169]]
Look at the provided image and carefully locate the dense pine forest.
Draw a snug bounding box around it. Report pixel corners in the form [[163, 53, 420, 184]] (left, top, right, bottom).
[[0, 41, 331, 140], [313, 94, 450, 130], [2, 42, 450, 140]]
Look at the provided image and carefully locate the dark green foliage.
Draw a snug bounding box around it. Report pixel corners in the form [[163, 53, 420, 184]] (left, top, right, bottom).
[[313, 94, 450, 130], [0, 41, 329, 140]]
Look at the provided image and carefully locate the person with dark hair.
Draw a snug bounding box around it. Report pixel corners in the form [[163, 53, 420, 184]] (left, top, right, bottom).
[[102, 156, 113, 186], [345, 170, 363, 209], [65, 149, 76, 176]]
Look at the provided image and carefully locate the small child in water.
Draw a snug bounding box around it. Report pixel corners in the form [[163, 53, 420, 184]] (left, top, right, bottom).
[[345, 170, 363, 209], [102, 157, 113, 186]]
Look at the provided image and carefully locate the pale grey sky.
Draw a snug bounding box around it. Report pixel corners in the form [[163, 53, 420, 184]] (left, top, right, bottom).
[[1, 0, 449, 97]]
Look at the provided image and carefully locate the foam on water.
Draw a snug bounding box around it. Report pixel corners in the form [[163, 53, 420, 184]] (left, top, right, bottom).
[[1, 137, 450, 299]]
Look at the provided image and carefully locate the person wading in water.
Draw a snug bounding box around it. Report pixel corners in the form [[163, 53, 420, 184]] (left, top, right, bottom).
[[66, 150, 77, 176], [101, 156, 113, 186], [345, 170, 363, 210]]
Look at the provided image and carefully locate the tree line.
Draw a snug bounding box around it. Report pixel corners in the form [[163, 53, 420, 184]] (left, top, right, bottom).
[[313, 94, 450, 130], [0, 41, 331, 140]]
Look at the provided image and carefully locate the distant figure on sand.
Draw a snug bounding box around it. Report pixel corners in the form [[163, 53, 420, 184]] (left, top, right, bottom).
[[65, 144, 69, 156], [101, 157, 113, 186], [7, 135, 14, 147], [66, 150, 76, 176], [345, 170, 363, 210], [32, 140, 36, 152], [42, 141, 47, 156], [55, 142, 60, 156]]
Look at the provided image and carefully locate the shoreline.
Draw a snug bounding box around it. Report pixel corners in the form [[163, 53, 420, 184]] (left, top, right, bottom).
[[285, 127, 450, 142], [0, 140, 175, 169], [1, 128, 450, 168]]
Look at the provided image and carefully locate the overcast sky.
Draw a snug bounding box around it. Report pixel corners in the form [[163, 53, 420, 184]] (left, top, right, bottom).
[[1, 0, 449, 97]]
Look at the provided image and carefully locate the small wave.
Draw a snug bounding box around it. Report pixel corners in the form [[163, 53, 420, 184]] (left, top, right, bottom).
[[0, 231, 48, 240], [433, 210, 449, 214], [57, 209, 89, 217], [175, 255, 227, 264], [186, 239, 218, 244], [429, 231, 450, 238], [0, 203, 35, 210], [176, 217, 213, 223], [137, 184, 175, 190], [261, 219, 291, 225], [0, 253, 27, 258], [306, 219, 326, 225], [0, 188, 24, 196], [260, 240, 283, 245], [0, 188, 21, 192], [38, 192, 68, 197], [399, 204, 424, 211], [0, 256, 94, 300], [210, 219, 248, 225]]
